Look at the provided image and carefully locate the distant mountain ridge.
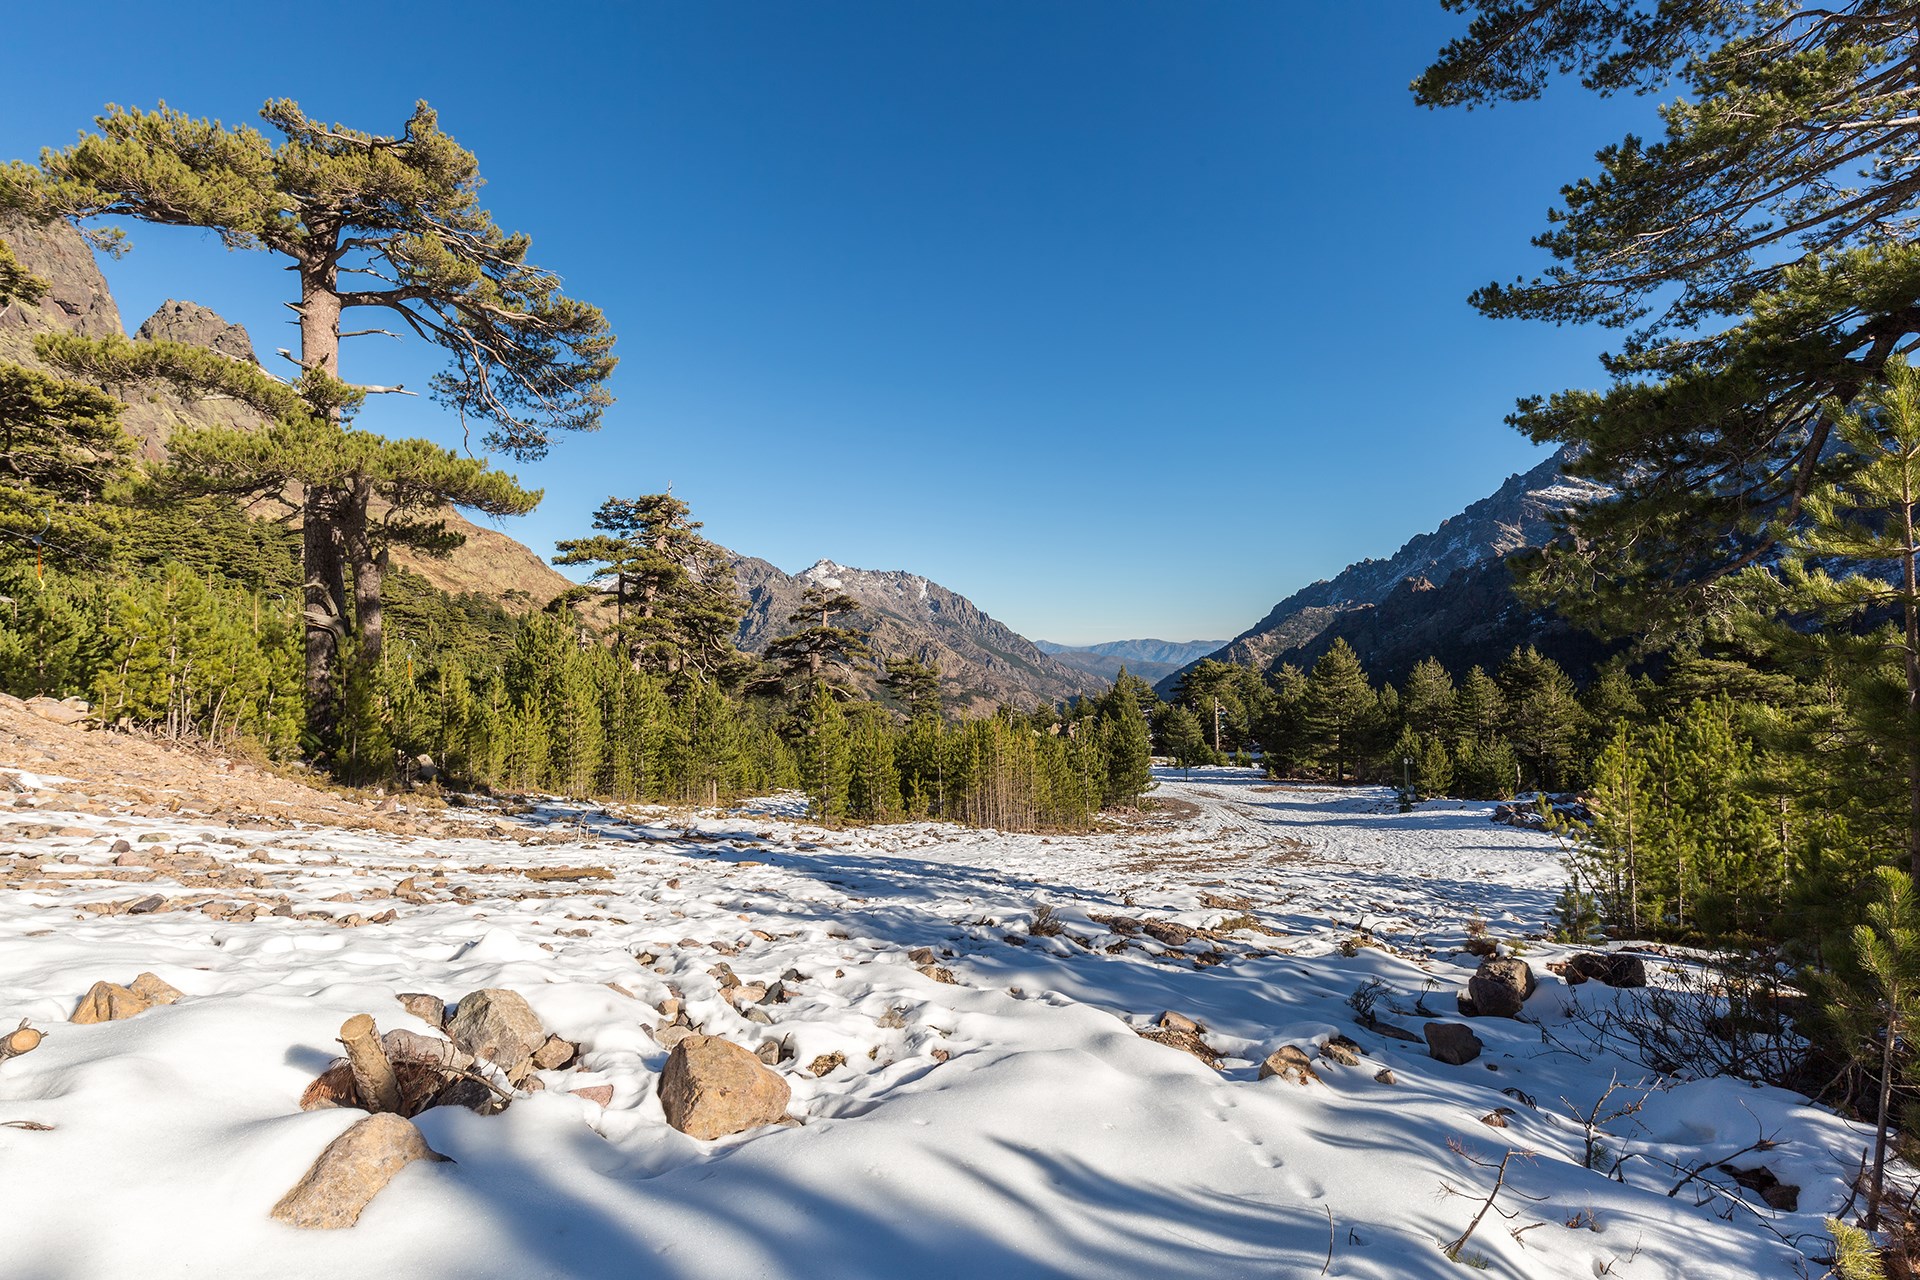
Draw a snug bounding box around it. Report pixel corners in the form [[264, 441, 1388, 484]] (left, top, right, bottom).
[[1157, 446, 1610, 693], [731, 558, 1105, 713], [1035, 638, 1225, 688]]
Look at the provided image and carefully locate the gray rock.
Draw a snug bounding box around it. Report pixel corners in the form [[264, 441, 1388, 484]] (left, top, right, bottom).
[[395, 993, 446, 1029], [1424, 1021, 1484, 1065], [445, 989, 545, 1078], [135, 299, 258, 364], [269, 1113, 449, 1229]]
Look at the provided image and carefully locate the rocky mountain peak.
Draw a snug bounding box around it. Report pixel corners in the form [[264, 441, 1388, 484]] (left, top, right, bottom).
[[135, 299, 258, 364]]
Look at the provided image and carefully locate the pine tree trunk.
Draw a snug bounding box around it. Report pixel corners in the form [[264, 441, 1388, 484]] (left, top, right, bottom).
[[297, 269, 348, 749], [343, 480, 384, 666], [1903, 482, 1920, 894]]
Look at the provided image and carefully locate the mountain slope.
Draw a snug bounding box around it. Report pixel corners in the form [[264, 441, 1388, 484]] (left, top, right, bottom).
[[0, 215, 573, 609], [1159, 446, 1608, 692], [733, 558, 1104, 712]]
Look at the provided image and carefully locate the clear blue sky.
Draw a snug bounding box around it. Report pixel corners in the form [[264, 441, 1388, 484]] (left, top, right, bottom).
[[0, 2, 1652, 646]]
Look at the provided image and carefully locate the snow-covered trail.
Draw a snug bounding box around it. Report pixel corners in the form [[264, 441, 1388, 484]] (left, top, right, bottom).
[[0, 764, 1872, 1279]]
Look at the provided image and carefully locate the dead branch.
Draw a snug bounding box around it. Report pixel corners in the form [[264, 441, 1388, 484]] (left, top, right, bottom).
[[338, 1014, 401, 1114]]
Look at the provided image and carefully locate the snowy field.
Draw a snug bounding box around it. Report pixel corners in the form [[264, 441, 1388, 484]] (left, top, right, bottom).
[[0, 762, 1875, 1279]]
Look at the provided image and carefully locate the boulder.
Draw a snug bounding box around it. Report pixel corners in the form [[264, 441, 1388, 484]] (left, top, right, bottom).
[[1566, 952, 1647, 988], [1424, 1021, 1484, 1065], [445, 989, 545, 1078], [72, 981, 150, 1024], [269, 1113, 449, 1229], [531, 1035, 577, 1071], [128, 972, 183, 1006], [1258, 1045, 1321, 1085], [1464, 956, 1536, 1018], [24, 696, 87, 726], [659, 1035, 791, 1140]]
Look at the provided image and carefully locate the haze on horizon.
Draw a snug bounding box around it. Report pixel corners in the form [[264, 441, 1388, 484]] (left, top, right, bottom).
[[0, 2, 1658, 648]]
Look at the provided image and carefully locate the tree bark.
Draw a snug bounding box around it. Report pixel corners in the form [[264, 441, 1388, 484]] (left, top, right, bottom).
[[297, 269, 349, 751], [338, 1014, 401, 1115]]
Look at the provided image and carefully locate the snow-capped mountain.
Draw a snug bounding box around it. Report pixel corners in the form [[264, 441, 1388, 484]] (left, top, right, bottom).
[[732, 558, 1105, 712]]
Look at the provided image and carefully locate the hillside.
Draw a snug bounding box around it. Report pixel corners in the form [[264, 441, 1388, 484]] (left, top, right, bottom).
[[1158, 446, 1608, 692], [732, 557, 1104, 712], [0, 215, 573, 610], [1035, 638, 1223, 687]]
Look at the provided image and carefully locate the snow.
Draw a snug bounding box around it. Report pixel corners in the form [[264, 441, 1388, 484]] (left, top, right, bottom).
[[0, 767, 1872, 1278]]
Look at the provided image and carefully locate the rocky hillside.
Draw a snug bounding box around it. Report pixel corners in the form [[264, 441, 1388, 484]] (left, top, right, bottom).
[[0, 216, 572, 610], [733, 558, 1104, 712], [1157, 446, 1610, 692], [1032, 639, 1224, 687]]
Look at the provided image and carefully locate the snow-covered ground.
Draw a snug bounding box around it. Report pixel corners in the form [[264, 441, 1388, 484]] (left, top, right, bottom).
[[0, 765, 1872, 1278]]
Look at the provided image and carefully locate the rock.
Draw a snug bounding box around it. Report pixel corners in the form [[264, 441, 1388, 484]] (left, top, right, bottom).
[[654, 1025, 696, 1051], [1464, 956, 1537, 1018], [742, 1007, 774, 1026], [1258, 1045, 1321, 1085], [1319, 1034, 1363, 1066], [108, 838, 132, 854], [1481, 1108, 1514, 1128], [126, 894, 166, 915], [917, 964, 958, 985], [1374, 1068, 1397, 1085], [571, 1084, 614, 1106], [72, 981, 151, 1024], [1424, 1021, 1484, 1065], [907, 947, 938, 965], [808, 1052, 847, 1077], [112, 850, 147, 867], [754, 1041, 781, 1065], [136, 299, 259, 363], [726, 983, 769, 1007], [1566, 952, 1648, 988], [127, 972, 183, 1006], [445, 989, 545, 1077], [1157, 1010, 1201, 1034], [269, 1113, 449, 1229], [24, 696, 87, 726], [380, 1029, 471, 1071], [658, 1035, 792, 1140], [395, 993, 446, 1029], [1142, 920, 1193, 948], [1463, 935, 1499, 957], [532, 1035, 577, 1071]]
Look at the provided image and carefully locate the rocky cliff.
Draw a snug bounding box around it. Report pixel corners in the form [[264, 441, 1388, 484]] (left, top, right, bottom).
[[732, 557, 1105, 713], [0, 215, 572, 608]]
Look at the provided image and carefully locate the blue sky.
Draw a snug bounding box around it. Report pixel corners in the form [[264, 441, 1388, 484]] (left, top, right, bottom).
[[0, 3, 1654, 646]]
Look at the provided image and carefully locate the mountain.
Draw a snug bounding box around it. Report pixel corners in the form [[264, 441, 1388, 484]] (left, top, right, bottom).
[[1157, 446, 1610, 693], [732, 558, 1105, 713], [0, 215, 574, 610], [1033, 638, 1225, 688]]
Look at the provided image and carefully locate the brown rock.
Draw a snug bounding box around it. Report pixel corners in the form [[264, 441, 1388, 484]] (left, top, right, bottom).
[[72, 981, 151, 1024], [808, 1052, 847, 1077], [128, 972, 183, 1006], [1464, 956, 1536, 1019], [445, 989, 545, 1077], [1374, 1068, 1397, 1085], [570, 1084, 614, 1106], [269, 1113, 449, 1229], [396, 993, 446, 1029], [532, 1035, 577, 1071], [1258, 1045, 1321, 1085], [1566, 952, 1648, 989], [918, 964, 958, 985], [1424, 1021, 1484, 1065], [654, 1024, 696, 1051], [1319, 1034, 1363, 1066], [658, 1035, 791, 1140], [1157, 1010, 1201, 1034]]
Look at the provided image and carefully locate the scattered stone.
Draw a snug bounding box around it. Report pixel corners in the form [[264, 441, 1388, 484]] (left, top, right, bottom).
[[1424, 1021, 1484, 1065], [445, 989, 545, 1079], [658, 1035, 792, 1140], [1157, 1010, 1201, 1034], [917, 964, 958, 985], [907, 947, 937, 965], [742, 1007, 774, 1026], [1462, 956, 1536, 1018], [1142, 920, 1193, 948], [396, 993, 446, 1029], [1319, 1034, 1363, 1067], [269, 1113, 450, 1229], [654, 1025, 696, 1051], [1258, 1045, 1321, 1085], [1481, 1108, 1514, 1128], [531, 1035, 577, 1071], [24, 696, 87, 726], [754, 1041, 781, 1065], [1374, 1068, 1397, 1085], [1566, 952, 1648, 989], [124, 972, 183, 1006], [808, 1052, 847, 1077], [571, 1084, 614, 1107], [71, 981, 150, 1024], [125, 894, 166, 915]]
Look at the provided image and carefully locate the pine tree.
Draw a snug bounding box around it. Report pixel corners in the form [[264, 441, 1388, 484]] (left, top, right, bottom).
[[1157, 702, 1209, 774], [6, 101, 614, 754], [882, 655, 944, 722], [1096, 671, 1154, 806], [799, 681, 851, 820], [764, 587, 872, 702], [1402, 657, 1456, 740], [0, 360, 133, 571], [1498, 646, 1586, 791], [1302, 640, 1374, 782], [846, 703, 901, 821], [1831, 867, 1920, 1231]]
